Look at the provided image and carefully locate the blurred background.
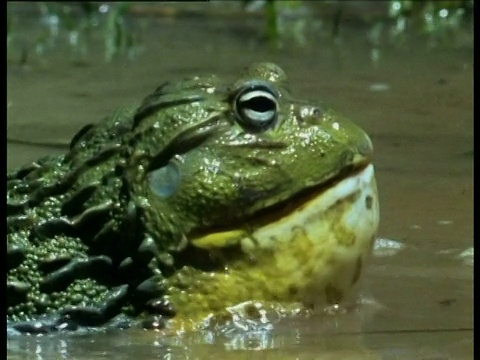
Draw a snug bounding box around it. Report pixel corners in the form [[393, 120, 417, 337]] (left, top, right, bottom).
[[7, 1, 474, 64]]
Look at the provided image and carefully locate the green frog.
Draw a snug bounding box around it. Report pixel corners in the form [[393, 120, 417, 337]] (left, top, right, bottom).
[[7, 63, 379, 334]]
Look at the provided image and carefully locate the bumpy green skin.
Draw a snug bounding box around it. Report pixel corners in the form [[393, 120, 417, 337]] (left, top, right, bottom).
[[7, 63, 372, 333]]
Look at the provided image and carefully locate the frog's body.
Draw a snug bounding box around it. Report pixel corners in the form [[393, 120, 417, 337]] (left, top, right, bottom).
[[7, 63, 379, 334]]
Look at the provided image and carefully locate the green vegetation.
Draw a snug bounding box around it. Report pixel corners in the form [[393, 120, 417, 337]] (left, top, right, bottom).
[[7, 2, 141, 64], [7, 1, 473, 64]]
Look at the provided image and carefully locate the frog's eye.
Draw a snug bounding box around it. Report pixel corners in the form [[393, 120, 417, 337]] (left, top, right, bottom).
[[233, 81, 279, 130]]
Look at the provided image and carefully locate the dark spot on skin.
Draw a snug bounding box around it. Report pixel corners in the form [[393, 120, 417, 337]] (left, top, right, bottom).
[[288, 285, 299, 297], [303, 267, 314, 279], [365, 195, 373, 210], [325, 284, 343, 305], [244, 303, 261, 319], [312, 107, 322, 117], [351, 257, 363, 286]]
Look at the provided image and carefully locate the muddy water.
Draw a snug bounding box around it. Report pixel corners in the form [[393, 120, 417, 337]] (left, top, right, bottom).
[[7, 8, 473, 360]]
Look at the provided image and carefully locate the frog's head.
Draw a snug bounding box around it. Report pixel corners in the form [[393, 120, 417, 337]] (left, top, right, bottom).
[[127, 63, 379, 327]]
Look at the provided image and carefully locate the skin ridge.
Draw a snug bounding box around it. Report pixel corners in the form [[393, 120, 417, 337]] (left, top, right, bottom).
[[7, 107, 176, 333]]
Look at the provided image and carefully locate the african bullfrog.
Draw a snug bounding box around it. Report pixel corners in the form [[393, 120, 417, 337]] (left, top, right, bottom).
[[7, 63, 379, 334]]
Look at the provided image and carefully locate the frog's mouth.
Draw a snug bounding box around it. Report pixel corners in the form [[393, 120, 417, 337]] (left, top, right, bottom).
[[165, 163, 378, 329], [190, 162, 377, 252]]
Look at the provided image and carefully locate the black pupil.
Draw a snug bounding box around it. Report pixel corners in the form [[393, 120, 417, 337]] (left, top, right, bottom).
[[242, 96, 275, 113]]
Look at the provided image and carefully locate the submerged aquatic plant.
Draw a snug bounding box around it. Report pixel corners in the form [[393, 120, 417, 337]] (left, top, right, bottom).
[[6, 1, 473, 64], [387, 0, 473, 46], [7, 2, 142, 64], [241, 0, 471, 51], [243, 0, 312, 47], [103, 3, 142, 62]]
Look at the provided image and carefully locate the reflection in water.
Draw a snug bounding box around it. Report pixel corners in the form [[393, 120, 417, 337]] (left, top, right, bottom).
[[457, 248, 473, 267], [7, 4, 472, 360], [7, 305, 383, 359], [372, 238, 405, 257]]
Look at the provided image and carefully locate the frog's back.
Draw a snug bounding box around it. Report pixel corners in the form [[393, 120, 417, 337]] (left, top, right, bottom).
[[7, 105, 162, 332]]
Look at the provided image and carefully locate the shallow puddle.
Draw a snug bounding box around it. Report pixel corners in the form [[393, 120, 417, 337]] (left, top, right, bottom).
[[7, 3, 473, 359]]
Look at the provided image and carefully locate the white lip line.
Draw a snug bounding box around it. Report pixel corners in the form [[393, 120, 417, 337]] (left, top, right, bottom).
[[189, 164, 375, 243], [281, 163, 375, 218], [286, 163, 373, 219], [322, 163, 374, 206], [254, 163, 373, 219], [247, 164, 377, 249]]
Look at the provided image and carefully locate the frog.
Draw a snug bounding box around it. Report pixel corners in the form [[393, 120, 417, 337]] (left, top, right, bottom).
[[7, 62, 379, 334]]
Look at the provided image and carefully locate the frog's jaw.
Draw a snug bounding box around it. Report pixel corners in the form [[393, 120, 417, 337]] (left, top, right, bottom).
[[239, 163, 378, 302], [165, 164, 379, 331]]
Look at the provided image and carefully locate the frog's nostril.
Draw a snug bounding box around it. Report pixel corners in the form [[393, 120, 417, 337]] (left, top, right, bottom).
[[298, 105, 324, 124], [312, 107, 323, 118], [358, 135, 374, 157]]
